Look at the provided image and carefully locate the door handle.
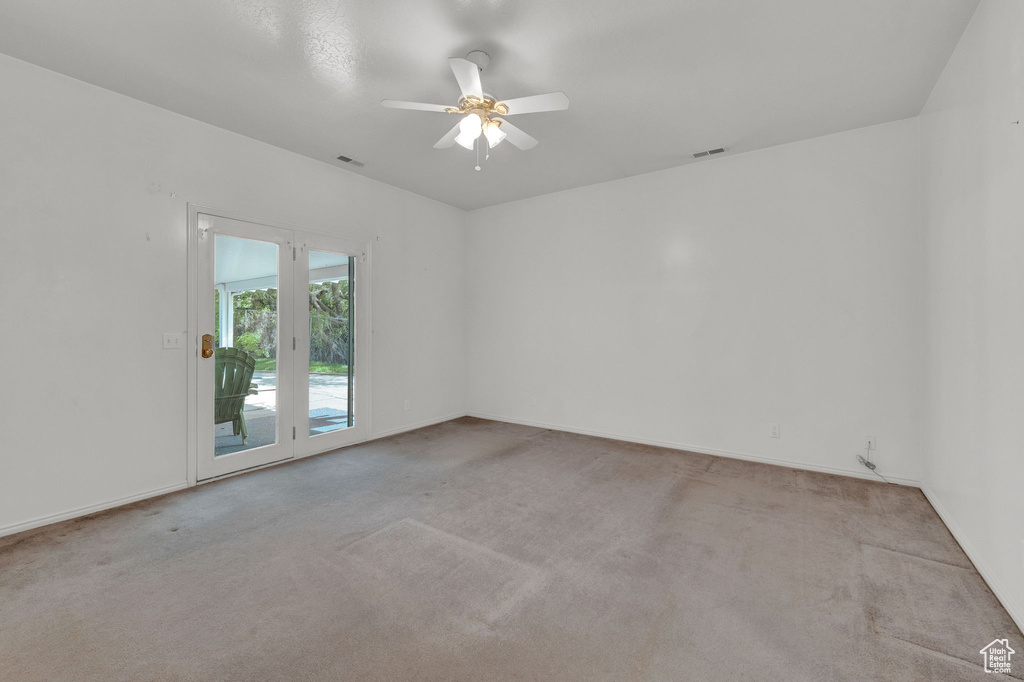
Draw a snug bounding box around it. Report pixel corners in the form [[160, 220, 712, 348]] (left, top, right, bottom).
[[201, 334, 214, 359]]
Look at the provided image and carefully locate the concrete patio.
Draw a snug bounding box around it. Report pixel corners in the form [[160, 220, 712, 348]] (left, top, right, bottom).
[[214, 371, 352, 456]]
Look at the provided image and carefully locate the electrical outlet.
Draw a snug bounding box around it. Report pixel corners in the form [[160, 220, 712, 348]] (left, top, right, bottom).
[[403, 399, 411, 411], [769, 423, 780, 438], [867, 435, 876, 451], [162, 332, 183, 349]]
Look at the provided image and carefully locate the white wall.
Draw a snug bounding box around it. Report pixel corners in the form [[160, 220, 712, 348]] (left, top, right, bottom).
[[920, 0, 1024, 629], [0, 7, 1019, 631], [0, 54, 466, 535], [466, 119, 926, 483]]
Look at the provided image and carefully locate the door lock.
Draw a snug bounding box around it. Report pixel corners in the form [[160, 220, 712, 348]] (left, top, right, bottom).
[[201, 334, 214, 358]]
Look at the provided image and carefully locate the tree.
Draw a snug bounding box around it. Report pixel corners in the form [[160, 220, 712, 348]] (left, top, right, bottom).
[[309, 279, 351, 365], [233, 288, 278, 359], [223, 280, 351, 368]]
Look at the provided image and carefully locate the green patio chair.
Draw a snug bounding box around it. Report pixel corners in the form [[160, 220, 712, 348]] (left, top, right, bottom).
[[214, 347, 258, 444]]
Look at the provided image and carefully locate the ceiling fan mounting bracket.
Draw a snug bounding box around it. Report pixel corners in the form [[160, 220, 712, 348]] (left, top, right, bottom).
[[464, 50, 490, 72]]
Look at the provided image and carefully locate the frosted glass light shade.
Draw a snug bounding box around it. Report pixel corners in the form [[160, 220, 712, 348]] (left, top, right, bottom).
[[484, 120, 506, 148], [454, 113, 482, 150]]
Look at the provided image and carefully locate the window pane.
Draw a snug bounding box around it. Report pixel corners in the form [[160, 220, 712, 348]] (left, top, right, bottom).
[[308, 251, 354, 436]]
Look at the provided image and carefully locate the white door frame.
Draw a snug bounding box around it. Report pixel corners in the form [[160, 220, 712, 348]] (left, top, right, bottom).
[[186, 204, 372, 485]]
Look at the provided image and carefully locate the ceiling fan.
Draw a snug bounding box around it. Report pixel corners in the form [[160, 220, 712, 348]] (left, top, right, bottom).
[[382, 51, 569, 162]]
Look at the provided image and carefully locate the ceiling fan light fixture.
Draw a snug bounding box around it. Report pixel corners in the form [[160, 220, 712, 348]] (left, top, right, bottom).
[[383, 54, 568, 157], [454, 132, 475, 150], [461, 112, 483, 136], [454, 112, 483, 150], [484, 120, 506, 148]]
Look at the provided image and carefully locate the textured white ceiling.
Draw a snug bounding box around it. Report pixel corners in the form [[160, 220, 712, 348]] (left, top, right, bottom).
[[0, 0, 978, 210]]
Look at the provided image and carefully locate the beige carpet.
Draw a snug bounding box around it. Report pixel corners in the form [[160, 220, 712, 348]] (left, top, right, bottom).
[[1, 417, 1020, 681]]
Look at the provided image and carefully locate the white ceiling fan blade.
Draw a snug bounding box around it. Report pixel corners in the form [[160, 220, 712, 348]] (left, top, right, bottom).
[[498, 92, 569, 115], [448, 58, 483, 99], [381, 100, 452, 113], [495, 119, 538, 150], [433, 121, 463, 149]]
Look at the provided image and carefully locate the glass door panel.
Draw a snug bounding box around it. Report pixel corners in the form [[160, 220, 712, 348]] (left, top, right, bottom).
[[197, 213, 295, 481], [307, 250, 355, 436], [214, 234, 279, 456]]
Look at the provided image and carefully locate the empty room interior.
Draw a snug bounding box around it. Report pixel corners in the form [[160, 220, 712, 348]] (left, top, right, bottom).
[[1, 1, 1023, 680]]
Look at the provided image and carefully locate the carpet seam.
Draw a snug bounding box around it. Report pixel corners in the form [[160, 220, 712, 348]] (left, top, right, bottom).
[[858, 542, 974, 570], [884, 632, 1021, 677]]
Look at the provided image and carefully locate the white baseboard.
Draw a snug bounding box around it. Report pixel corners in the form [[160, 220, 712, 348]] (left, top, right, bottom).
[[0, 482, 190, 539], [0, 415, 467, 538], [921, 486, 1024, 634], [371, 412, 468, 440], [465, 412, 922, 487]]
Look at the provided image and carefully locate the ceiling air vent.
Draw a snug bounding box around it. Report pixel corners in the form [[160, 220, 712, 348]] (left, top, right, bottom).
[[693, 147, 726, 159], [336, 155, 365, 167]]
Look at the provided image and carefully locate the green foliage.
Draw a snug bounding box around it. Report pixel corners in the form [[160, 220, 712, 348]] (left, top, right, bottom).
[[310, 362, 348, 374], [235, 332, 266, 358], [233, 289, 278, 359], [309, 279, 352, 366], [221, 275, 353, 369], [251, 359, 348, 374]]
